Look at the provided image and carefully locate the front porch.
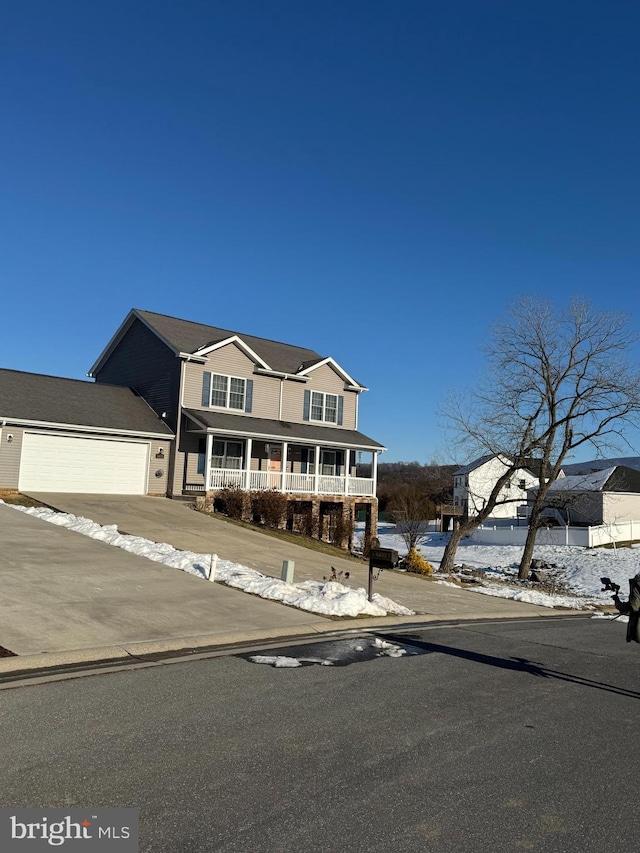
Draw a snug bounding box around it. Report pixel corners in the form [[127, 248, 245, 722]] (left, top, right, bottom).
[[183, 434, 378, 498]]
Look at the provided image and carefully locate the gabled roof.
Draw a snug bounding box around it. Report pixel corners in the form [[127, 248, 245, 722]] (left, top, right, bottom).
[[0, 368, 173, 438], [545, 465, 640, 494], [90, 309, 367, 388], [454, 453, 546, 478], [563, 456, 640, 475], [454, 453, 508, 476], [183, 409, 385, 451]]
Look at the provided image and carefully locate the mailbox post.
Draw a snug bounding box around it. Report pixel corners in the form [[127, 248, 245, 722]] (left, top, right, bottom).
[[368, 547, 399, 601]]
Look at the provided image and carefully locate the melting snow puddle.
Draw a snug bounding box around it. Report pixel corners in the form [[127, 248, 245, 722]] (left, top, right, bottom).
[[241, 635, 427, 668]]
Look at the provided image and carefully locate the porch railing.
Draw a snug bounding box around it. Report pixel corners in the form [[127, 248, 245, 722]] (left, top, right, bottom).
[[205, 468, 376, 497]]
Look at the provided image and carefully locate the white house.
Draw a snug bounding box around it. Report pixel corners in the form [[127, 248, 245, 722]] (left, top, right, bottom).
[[530, 465, 640, 526], [453, 454, 541, 520]]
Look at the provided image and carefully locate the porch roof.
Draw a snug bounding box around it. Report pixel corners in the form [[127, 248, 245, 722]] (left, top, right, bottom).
[[183, 409, 385, 451]]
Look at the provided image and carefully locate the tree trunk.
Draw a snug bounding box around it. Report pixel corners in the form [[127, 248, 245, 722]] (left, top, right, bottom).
[[439, 523, 469, 573], [518, 491, 546, 579]]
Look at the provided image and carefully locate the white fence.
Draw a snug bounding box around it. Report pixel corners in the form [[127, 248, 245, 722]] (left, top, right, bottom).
[[470, 520, 640, 547], [206, 468, 376, 497]]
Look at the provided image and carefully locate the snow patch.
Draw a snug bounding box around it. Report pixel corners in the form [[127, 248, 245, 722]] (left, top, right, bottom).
[[1, 502, 414, 619]]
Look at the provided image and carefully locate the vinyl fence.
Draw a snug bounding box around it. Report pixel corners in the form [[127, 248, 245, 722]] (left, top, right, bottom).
[[470, 520, 640, 547]]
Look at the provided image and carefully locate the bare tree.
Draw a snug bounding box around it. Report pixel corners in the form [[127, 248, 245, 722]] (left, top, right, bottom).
[[441, 297, 640, 578], [388, 485, 433, 552]]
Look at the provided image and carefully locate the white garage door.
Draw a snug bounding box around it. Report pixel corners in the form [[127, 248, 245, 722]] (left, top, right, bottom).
[[19, 433, 149, 494]]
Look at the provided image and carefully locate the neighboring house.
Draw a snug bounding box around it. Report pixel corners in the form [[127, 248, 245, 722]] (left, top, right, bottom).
[[563, 456, 640, 475], [530, 465, 640, 526], [452, 454, 541, 520], [0, 369, 173, 495], [88, 309, 384, 543]]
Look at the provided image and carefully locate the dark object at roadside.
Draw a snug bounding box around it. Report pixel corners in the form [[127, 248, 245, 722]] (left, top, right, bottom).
[[601, 574, 640, 643], [601, 576, 621, 596]]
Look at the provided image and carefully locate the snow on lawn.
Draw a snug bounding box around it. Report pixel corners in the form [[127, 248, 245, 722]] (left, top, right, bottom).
[[1, 502, 414, 619], [364, 524, 640, 610]]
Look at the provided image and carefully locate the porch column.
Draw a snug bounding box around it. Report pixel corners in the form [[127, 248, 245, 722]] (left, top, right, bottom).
[[314, 445, 321, 494], [205, 433, 213, 491], [281, 442, 288, 491], [371, 450, 378, 497], [344, 448, 350, 496], [244, 438, 252, 491]]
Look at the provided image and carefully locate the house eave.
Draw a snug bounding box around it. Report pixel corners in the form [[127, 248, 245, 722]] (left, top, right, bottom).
[[183, 412, 384, 451], [0, 416, 174, 440], [192, 335, 271, 370]]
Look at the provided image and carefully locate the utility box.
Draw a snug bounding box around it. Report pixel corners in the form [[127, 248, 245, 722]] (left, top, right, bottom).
[[369, 548, 399, 570]]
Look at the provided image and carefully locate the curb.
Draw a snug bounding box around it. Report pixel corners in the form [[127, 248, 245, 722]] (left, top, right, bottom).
[[0, 609, 585, 682]]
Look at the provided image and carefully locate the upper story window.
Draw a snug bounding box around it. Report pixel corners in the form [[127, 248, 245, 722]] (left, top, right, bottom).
[[304, 389, 344, 425], [202, 371, 253, 413], [311, 391, 338, 423], [212, 374, 245, 410]]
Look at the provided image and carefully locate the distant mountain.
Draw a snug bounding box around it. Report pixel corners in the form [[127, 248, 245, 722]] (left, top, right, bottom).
[[563, 456, 640, 475]]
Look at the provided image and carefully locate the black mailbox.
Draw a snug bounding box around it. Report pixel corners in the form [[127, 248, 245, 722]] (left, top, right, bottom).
[[369, 547, 399, 570]]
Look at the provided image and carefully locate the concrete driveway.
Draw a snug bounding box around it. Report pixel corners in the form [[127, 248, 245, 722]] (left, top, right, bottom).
[[0, 503, 327, 657], [26, 493, 576, 621]]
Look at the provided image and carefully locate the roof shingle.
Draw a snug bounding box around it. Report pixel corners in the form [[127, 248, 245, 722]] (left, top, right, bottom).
[[0, 369, 173, 436]]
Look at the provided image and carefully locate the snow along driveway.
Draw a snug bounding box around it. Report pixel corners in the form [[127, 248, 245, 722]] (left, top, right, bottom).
[[1, 502, 414, 619]]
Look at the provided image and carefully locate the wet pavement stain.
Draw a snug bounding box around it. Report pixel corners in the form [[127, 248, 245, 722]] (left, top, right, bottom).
[[238, 635, 429, 668]]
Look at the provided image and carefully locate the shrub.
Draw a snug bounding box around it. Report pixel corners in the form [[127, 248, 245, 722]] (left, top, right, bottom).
[[403, 548, 433, 575], [253, 489, 288, 528], [216, 486, 248, 520], [331, 511, 355, 550]]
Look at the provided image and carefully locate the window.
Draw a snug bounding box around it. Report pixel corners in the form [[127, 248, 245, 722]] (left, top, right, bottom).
[[519, 479, 526, 490], [211, 440, 243, 470], [310, 392, 338, 423], [210, 374, 245, 410], [202, 372, 253, 412], [321, 450, 336, 476]]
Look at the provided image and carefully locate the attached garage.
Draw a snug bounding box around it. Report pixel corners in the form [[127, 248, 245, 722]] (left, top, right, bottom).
[[0, 369, 174, 496], [19, 433, 149, 494]]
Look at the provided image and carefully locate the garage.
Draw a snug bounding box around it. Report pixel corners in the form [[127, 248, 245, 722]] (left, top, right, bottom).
[[19, 433, 149, 494]]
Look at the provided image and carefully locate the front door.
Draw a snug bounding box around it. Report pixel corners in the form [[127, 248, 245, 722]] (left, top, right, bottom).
[[268, 445, 282, 488]]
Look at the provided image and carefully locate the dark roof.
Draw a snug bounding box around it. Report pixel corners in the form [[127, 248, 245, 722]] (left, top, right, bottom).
[[454, 453, 546, 477], [183, 409, 385, 450], [136, 310, 328, 377], [546, 465, 640, 494], [563, 457, 640, 475], [0, 369, 173, 436]]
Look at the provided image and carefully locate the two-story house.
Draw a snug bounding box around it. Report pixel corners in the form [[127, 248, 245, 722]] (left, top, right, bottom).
[[453, 454, 540, 520], [89, 309, 384, 545]]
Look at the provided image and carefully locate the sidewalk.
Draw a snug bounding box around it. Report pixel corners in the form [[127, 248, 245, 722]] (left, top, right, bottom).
[[0, 496, 579, 677]]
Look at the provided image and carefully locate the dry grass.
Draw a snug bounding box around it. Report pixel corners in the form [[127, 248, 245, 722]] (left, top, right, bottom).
[[197, 509, 366, 563], [0, 492, 46, 508]]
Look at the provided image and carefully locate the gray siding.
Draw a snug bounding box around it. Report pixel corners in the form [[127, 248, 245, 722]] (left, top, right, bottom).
[[183, 344, 280, 419], [95, 318, 181, 431], [173, 429, 202, 494], [282, 364, 358, 428], [147, 439, 172, 495], [0, 427, 171, 495], [0, 427, 23, 490]]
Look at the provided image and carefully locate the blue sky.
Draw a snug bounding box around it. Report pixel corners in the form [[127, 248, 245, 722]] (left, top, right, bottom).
[[2, 1, 640, 463]]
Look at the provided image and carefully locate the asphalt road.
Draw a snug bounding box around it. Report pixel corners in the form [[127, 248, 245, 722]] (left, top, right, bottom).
[[2, 615, 639, 853]]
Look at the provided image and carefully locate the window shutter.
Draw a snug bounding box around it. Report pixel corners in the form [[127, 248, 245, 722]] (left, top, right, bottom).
[[202, 372, 212, 407], [245, 379, 253, 413], [197, 438, 205, 476], [303, 389, 310, 421], [337, 395, 344, 426]]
